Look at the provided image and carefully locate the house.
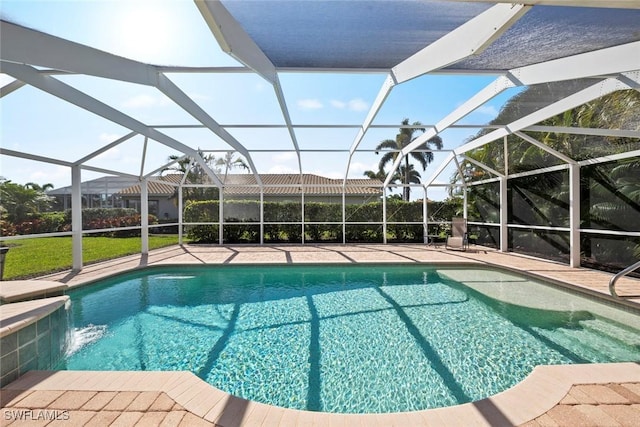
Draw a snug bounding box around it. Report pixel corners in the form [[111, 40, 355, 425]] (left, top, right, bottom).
[[118, 174, 383, 219], [46, 176, 142, 211]]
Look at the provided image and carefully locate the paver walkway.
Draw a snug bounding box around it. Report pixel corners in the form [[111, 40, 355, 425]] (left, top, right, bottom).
[[524, 383, 640, 426], [3, 381, 640, 426]]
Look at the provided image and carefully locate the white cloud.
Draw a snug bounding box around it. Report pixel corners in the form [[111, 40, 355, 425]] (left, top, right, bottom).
[[122, 94, 171, 109], [98, 133, 123, 143], [475, 105, 499, 116], [29, 166, 69, 188], [92, 147, 139, 166], [297, 99, 323, 110], [349, 161, 379, 175], [347, 98, 369, 112], [93, 147, 123, 162], [329, 98, 369, 111], [188, 92, 210, 101], [272, 152, 296, 162], [316, 170, 343, 179], [267, 164, 298, 174], [268, 152, 298, 174]]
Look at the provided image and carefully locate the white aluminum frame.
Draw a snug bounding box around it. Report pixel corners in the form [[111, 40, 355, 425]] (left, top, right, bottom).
[[1, 1, 639, 273]]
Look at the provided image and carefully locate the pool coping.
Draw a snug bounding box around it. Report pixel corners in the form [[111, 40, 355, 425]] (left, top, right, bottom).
[[0, 280, 67, 304], [0, 296, 69, 338], [3, 363, 639, 426]]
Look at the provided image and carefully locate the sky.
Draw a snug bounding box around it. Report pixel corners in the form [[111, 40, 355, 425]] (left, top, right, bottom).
[[0, 0, 515, 201]]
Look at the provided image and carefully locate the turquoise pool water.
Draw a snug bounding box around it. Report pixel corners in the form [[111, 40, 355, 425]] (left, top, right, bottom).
[[60, 265, 640, 414]]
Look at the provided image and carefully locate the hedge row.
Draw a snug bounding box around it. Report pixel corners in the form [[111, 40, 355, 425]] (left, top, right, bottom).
[[183, 200, 456, 243], [1, 208, 158, 238]]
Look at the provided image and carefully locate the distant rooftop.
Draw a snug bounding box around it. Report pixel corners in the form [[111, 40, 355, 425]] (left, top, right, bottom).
[[119, 174, 383, 196]]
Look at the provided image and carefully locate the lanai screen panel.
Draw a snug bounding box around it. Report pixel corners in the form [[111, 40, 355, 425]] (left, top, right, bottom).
[[220, 0, 491, 69], [448, 6, 640, 71], [488, 80, 603, 125]]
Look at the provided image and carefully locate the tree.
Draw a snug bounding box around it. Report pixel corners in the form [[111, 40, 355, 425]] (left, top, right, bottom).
[[375, 118, 443, 201], [216, 151, 250, 181], [24, 182, 54, 192], [396, 164, 422, 188], [459, 86, 640, 267], [363, 168, 387, 181], [0, 179, 53, 223], [163, 154, 193, 175], [363, 165, 416, 199], [163, 151, 219, 202], [162, 150, 251, 204], [25, 182, 55, 213]]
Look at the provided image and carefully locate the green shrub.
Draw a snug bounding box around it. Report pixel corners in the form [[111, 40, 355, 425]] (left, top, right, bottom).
[[66, 207, 139, 228], [182, 199, 457, 243], [185, 225, 219, 243]]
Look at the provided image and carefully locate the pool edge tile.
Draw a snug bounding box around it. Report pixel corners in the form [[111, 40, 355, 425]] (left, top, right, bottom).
[[236, 400, 270, 427]]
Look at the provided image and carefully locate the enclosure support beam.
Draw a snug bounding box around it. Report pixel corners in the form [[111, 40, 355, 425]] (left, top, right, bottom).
[[219, 191, 224, 245], [387, 42, 640, 187], [453, 156, 469, 220], [0, 21, 259, 185], [499, 176, 508, 252], [0, 60, 225, 189], [71, 165, 83, 271], [463, 188, 468, 221], [260, 191, 264, 245], [423, 189, 428, 244], [501, 137, 509, 252], [178, 187, 184, 245], [391, 4, 529, 83], [301, 191, 306, 245], [195, 0, 277, 83], [569, 163, 581, 268], [383, 190, 388, 244], [342, 193, 346, 245], [344, 74, 395, 185], [357, 4, 528, 187], [141, 179, 149, 254], [457, 78, 630, 155]]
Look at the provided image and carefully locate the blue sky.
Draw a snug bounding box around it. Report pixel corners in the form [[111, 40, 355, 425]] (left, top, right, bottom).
[[0, 0, 512, 200]]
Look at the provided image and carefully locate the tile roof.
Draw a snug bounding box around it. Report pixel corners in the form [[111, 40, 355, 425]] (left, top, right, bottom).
[[118, 174, 382, 197]]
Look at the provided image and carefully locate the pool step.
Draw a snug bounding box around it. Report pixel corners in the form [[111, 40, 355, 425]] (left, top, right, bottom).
[[532, 317, 638, 363], [548, 318, 640, 362], [546, 327, 612, 362], [579, 318, 640, 348]]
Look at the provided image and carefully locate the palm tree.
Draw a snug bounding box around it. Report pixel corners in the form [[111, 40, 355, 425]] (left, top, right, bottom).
[[216, 151, 250, 181], [396, 164, 421, 187], [163, 151, 219, 202], [163, 154, 193, 175], [375, 118, 443, 201], [363, 168, 387, 181], [0, 179, 53, 222], [364, 166, 417, 198], [24, 182, 54, 192]]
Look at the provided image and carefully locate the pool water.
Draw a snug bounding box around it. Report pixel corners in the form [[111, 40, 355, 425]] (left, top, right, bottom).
[[60, 265, 640, 413]]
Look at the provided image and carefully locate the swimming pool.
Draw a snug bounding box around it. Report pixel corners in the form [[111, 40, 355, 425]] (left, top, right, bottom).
[[59, 264, 640, 414]]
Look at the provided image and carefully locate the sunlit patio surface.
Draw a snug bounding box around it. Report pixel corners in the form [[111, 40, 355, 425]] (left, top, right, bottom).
[[2, 244, 640, 426]]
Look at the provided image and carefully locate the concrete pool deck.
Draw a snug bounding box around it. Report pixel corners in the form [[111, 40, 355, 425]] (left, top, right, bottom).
[[2, 243, 640, 426]]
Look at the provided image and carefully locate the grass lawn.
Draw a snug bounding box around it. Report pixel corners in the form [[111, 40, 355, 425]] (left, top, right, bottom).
[[1, 235, 181, 280]]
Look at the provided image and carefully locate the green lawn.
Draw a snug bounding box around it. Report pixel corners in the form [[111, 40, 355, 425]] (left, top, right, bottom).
[[1, 235, 181, 280]]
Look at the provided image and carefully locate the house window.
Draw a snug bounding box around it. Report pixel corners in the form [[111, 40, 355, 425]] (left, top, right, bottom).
[[149, 200, 159, 216]]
